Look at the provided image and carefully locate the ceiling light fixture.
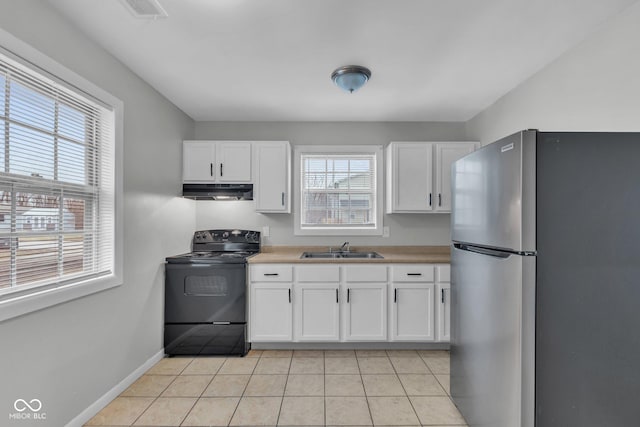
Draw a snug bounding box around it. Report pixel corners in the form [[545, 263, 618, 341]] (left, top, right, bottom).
[[331, 65, 371, 94]]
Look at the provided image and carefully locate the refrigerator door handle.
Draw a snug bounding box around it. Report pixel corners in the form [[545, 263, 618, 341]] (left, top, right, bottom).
[[454, 243, 512, 259]]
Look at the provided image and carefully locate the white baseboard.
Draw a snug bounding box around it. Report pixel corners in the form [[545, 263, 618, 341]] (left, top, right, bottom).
[[65, 349, 165, 427]]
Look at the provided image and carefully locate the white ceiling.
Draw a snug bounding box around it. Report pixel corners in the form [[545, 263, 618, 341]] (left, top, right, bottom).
[[46, 0, 637, 122]]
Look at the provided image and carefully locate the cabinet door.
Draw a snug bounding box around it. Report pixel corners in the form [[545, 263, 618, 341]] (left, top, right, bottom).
[[391, 283, 435, 341], [387, 142, 433, 212], [344, 283, 387, 341], [435, 142, 477, 212], [250, 283, 292, 341], [217, 142, 252, 182], [436, 283, 451, 342], [254, 142, 291, 213], [183, 141, 216, 182], [294, 283, 340, 341]]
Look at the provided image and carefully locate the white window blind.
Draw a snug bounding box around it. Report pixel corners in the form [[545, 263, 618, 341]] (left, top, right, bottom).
[[301, 154, 376, 228], [0, 51, 115, 300]]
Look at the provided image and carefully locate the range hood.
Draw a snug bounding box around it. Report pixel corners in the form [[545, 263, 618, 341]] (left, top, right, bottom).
[[182, 183, 253, 200]]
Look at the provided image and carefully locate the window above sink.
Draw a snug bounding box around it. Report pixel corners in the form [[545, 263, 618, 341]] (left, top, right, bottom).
[[293, 145, 383, 236]]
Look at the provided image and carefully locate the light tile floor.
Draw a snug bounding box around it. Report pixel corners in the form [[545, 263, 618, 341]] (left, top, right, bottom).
[[85, 349, 467, 427]]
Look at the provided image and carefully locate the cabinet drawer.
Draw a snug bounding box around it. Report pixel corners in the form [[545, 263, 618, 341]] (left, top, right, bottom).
[[296, 265, 340, 282], [437, 265, 450, 282], [344, 265, 388, 282], [250, 264, 293, 282], [391, 265, 435, 282]]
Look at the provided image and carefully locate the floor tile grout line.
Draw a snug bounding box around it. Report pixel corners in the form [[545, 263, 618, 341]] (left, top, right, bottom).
[[225, 355, 258, 426], [390, 353, 423, 426], [354, 351, 375, 426], [274, 355, 292, 426]]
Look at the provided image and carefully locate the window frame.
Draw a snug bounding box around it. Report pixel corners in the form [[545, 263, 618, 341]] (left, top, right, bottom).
[[0, 28, 123, 322], [294, 145, 383, 236]]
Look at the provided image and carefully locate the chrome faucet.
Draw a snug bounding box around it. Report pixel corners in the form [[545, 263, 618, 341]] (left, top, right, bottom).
[[329, 241, 350, 253]]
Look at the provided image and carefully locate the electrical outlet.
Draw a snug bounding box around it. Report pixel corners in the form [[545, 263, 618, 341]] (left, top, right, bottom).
[[383, 226, 390, 237], [262, 226, 270, 237]]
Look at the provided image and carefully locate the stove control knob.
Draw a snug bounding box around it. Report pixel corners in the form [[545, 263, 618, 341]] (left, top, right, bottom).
[[222, 232, 229, 239]]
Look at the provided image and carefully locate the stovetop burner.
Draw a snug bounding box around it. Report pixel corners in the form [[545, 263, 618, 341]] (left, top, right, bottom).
[[165, 229, 260, 265]]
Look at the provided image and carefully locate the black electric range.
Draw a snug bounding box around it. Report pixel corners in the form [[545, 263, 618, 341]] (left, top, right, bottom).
[[164, 229, 260, 356]]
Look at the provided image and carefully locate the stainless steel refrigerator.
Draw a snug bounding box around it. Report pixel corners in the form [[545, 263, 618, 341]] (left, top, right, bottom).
[[450, 130, 640, 427]]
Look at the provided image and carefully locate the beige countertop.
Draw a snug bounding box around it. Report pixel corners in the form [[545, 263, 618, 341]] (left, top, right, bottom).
[[248, 245, 451, 264]]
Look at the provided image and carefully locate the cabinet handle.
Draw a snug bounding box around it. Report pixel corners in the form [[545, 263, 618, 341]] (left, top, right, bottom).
[[263, 273, 279, 276], [220, 163, 223, 177], [336, 288, 339, 303], [210, 163, 213, 177], [347, 288, 350, 303], [288, 288, 291, 303], [441, 289, 445, 304], [394, 288, 397, 303], [407, 273, 422, 276], [439, 193, 442, 207], [281, 192, 285, 206], [429, 193, 432, 206]]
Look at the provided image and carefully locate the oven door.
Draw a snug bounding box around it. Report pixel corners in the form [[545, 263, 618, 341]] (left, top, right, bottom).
[[165, 263, 246, 323]]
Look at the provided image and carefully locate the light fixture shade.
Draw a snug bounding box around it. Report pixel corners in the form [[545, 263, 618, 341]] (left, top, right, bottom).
[[331, 65, 371, 93]]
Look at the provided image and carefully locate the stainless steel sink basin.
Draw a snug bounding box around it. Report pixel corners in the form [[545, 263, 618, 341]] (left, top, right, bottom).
[[300, 251, 383, 259]]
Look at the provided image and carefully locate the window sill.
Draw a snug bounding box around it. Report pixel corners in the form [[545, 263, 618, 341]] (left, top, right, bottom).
[[0, 274, 122, 322]]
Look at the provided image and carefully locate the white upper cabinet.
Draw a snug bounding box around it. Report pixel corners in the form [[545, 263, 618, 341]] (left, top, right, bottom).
[[183, 141, 217, 182], [253, 141, 291, 213], [386, 142, 433, 213], [183, 140, 252, 183], [435, 142, 476, 212], [386, 141, 478, 213], [217, 142, 252, 182]]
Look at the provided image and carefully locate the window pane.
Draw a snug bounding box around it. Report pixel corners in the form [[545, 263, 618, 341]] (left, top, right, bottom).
[[63, 197, 85, 231], [0, 120, 4, 171], [58, 140, 86, 184], [0, 245, 9, 289], [16, 235, 58, 287], [0, 73, 5, 114], [329, 172, 348, 189], [58, 102, 86, 142], [305, 158, 326, 173], [0, 190, 11, 290], [0, 190, 11, 233], [63, 234, 83, 275], [304, 172, 326, 189], [9, 123, 54, 179], [9, 81, 55, 132], [16, 192, 59, 231]]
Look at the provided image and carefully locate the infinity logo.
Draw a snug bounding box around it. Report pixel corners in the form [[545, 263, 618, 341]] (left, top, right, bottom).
[[13, 399, 42, 412]]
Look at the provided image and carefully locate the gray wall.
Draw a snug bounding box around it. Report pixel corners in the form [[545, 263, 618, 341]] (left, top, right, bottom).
[[0, 1, 195, 426], [194, 121, 468, 246], [466, 2, 640, 143]]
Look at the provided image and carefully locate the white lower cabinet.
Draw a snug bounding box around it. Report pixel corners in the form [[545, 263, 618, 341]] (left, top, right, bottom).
[[249, 263, 449, 344], [293, 265, 340, 341], [391, 283, 435, 341], [294, 283, 340, 341], [344, 283, 388, 341], [390, 264, 436, 341], [250, 283, 292, 341]]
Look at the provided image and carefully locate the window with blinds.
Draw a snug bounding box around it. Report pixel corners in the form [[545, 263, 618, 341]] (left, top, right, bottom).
[[0, 51, 115, 299], [301, 154, 377, 228]]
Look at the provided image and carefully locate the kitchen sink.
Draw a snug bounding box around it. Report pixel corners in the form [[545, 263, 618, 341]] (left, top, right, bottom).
[[300, 251, 383, 259]]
